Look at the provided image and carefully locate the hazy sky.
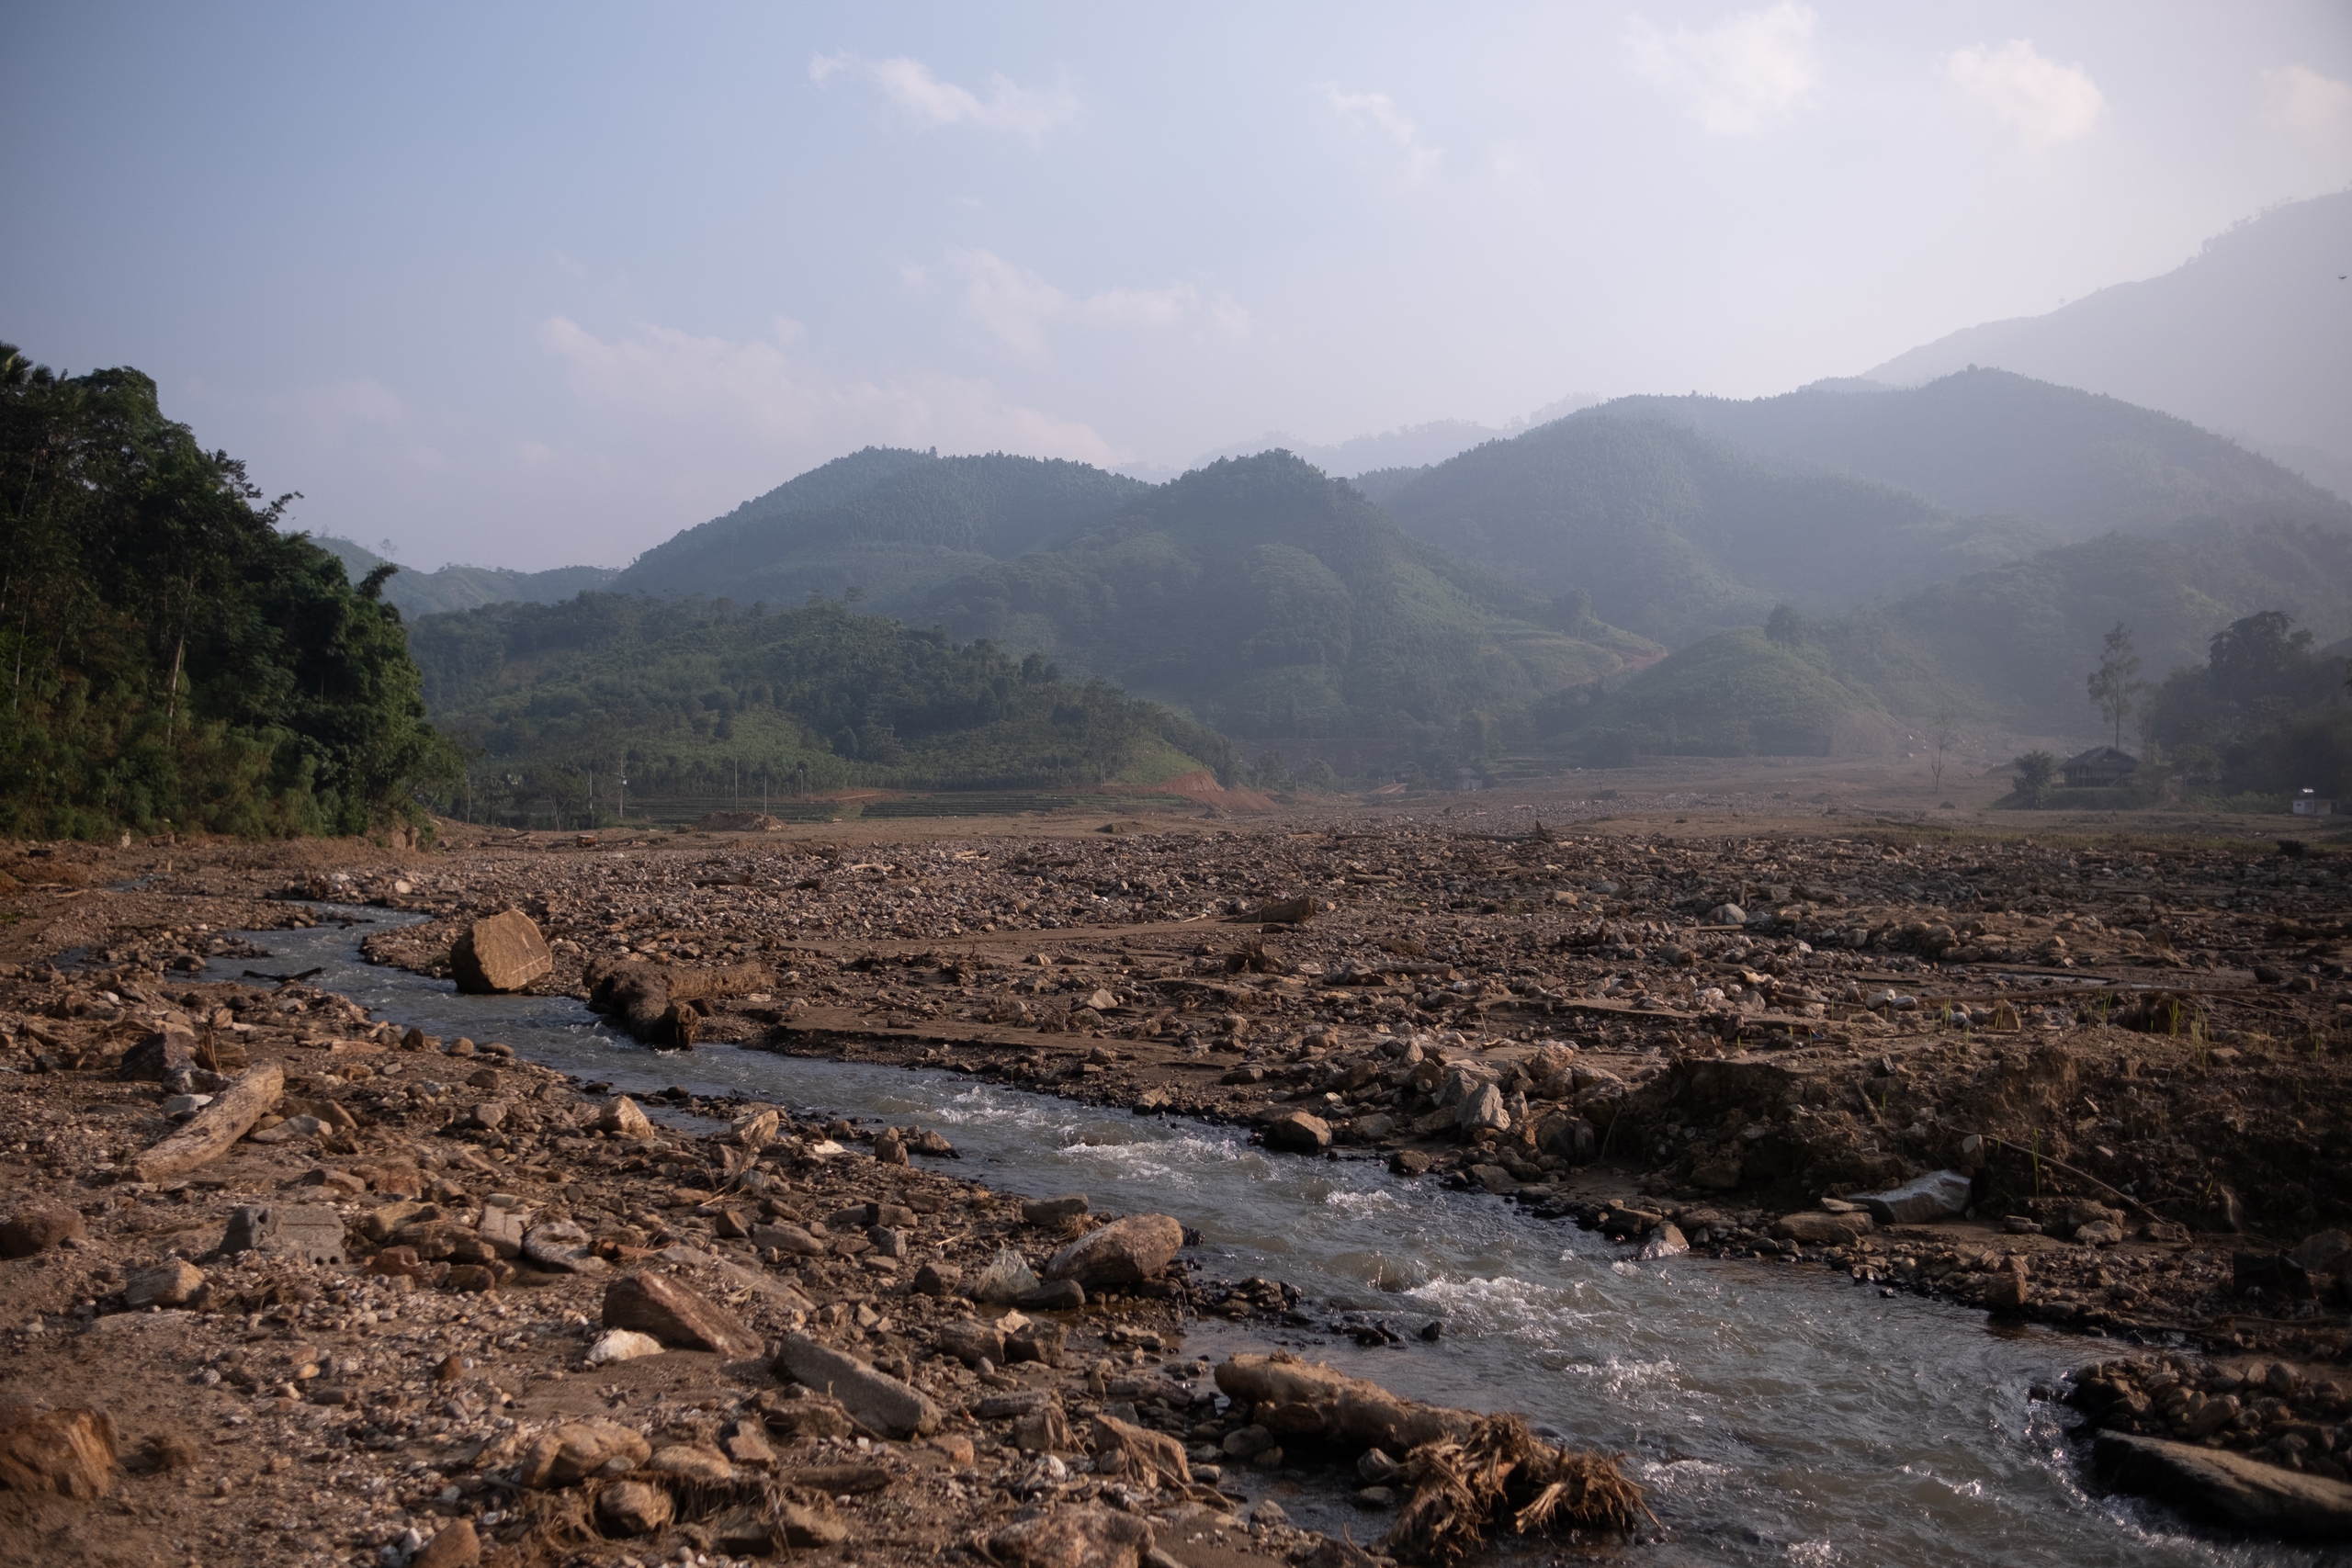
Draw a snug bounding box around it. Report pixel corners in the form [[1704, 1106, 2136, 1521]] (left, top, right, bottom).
[[6, 3, 2349, 570]]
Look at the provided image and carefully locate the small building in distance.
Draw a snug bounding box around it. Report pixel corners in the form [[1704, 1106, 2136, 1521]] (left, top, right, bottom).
[[2062, 746, 2139, 788]]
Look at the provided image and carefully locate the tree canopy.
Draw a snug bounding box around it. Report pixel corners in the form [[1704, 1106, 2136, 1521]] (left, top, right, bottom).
[[0, 344, 450, 839]]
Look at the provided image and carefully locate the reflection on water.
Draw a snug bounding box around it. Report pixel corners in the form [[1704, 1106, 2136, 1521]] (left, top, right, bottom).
[[219, 908, 2318, 1568]]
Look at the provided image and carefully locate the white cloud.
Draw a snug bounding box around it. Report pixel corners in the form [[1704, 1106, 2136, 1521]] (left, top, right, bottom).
[[808, 51, 1078, 143], [1942, 39, 2106, 151], [2260, 64, 2352, 133], [944, 249, 1252, 358], [537, 315, 1120, 466], [1621, 3, 1820, 136], [1322, 86, 1442, 183]]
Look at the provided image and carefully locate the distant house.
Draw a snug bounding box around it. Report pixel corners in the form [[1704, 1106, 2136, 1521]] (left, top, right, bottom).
[[2062, 746, 2139, 788]]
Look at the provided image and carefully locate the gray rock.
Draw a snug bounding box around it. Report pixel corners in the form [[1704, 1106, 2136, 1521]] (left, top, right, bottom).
[[220, 1204, 347, 1265], [970, 1247, 1041, 1304], [478, 1206, 526, 1258], [1456, 1082, 1510, 1134], [1637, 1223, 1690, 1260], [1710, 904, 1747, 926], [1849, 1169, 1973, 1225], [1265, 1111, 1331, 1153], [771, 1336, 941, 1438], [1014, 1279, 1085, 1310], [521, 1219, 606, 1273], [2093, 1430, 2352, 1540], [1042, 1214, 1184, 1289], [1020, 1195, 1090, 1226]]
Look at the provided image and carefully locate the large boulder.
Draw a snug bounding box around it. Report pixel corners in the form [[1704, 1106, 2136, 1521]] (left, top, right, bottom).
[[450, 911, 553, 994], [1042, 1214, 1184, 1289]]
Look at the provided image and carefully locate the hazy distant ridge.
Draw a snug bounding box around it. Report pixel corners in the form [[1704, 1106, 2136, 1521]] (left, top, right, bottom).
[[1865, 189, 2352, 501]]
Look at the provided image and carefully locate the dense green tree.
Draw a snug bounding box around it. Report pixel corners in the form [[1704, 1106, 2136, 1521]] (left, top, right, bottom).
[[0, 343, 451, 838]]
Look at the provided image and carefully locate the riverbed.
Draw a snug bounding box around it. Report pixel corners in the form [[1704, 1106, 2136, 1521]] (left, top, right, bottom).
[[232, 907, 2323, 1568]]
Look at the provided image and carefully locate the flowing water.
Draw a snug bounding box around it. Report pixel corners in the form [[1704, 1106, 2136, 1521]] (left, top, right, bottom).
[[220, 908, 2327, 1568]]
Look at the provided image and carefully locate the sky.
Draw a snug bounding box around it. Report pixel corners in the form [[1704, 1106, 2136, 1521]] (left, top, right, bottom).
[[5, 2, 2350, 571]]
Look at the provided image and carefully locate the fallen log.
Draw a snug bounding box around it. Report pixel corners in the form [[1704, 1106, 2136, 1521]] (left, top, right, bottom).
[[132, 1062, 284, 1183], [1213, 1352, 1647, 1562], [585, 958, 773, 1049]]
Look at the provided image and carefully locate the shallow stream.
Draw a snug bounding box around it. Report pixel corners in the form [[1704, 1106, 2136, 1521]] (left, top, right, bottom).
[[219, 908, 2324, 1568]]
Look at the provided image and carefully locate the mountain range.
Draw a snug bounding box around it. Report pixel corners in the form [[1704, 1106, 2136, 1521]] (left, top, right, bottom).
[[1866, 187, 2352, 502], [372, 193, 2352, 771]]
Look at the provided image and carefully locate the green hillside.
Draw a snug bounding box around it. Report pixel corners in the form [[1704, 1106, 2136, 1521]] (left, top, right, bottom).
[[0, 344, 447, 839], [315, 536, 618, 619], [406, 592, 1233, 818], [912, 452, 1659, 740], [610, 447, 1151, 608], [1544, 515, 2352, 757], [1377, 415, 2051, 646], [1593, 368, 2351, 538]]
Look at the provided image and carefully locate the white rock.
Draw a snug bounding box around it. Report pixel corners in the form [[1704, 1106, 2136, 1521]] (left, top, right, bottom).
[[585, 1329, 665, 1365]]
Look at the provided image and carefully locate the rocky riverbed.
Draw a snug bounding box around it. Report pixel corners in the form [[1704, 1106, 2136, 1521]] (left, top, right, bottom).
[[4, 803, 2352, 1559]]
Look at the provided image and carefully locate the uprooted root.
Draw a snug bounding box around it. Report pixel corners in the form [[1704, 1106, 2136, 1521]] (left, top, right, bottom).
[[1383, 1414, 1652, 1564]]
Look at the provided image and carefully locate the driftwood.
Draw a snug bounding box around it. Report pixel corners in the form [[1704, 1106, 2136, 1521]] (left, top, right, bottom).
[[1215, 1351, 1476, 1454], [1212, 1353, 1646, 1563], [132, 1062, 284, 1183], [585, 958, 773, 1048]]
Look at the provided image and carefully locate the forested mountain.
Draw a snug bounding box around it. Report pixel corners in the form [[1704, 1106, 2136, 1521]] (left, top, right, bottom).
[[407, 593, 1232, 814], [610, 448, 1150, 609], [0, 344, 447, 839], [1374, 414, 2052, 646], [913, 452, 1658, 740], [1588, 369, 2350, 536], [315, 536, 617, 618], [1549, 515, 2352, 758], [1866, 189, 2352, 500]]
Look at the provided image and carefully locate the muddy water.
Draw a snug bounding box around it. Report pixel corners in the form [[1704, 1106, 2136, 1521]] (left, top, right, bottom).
[[232, 909, 2320, 1568]]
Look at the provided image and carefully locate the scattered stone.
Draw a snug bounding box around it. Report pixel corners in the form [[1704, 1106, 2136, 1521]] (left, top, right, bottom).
[[1021, 1194, 1091, 1226], [596, 1094, 652, 1138], [122, 1259, 205, 1309], [911, 1261, 964, 1296]]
